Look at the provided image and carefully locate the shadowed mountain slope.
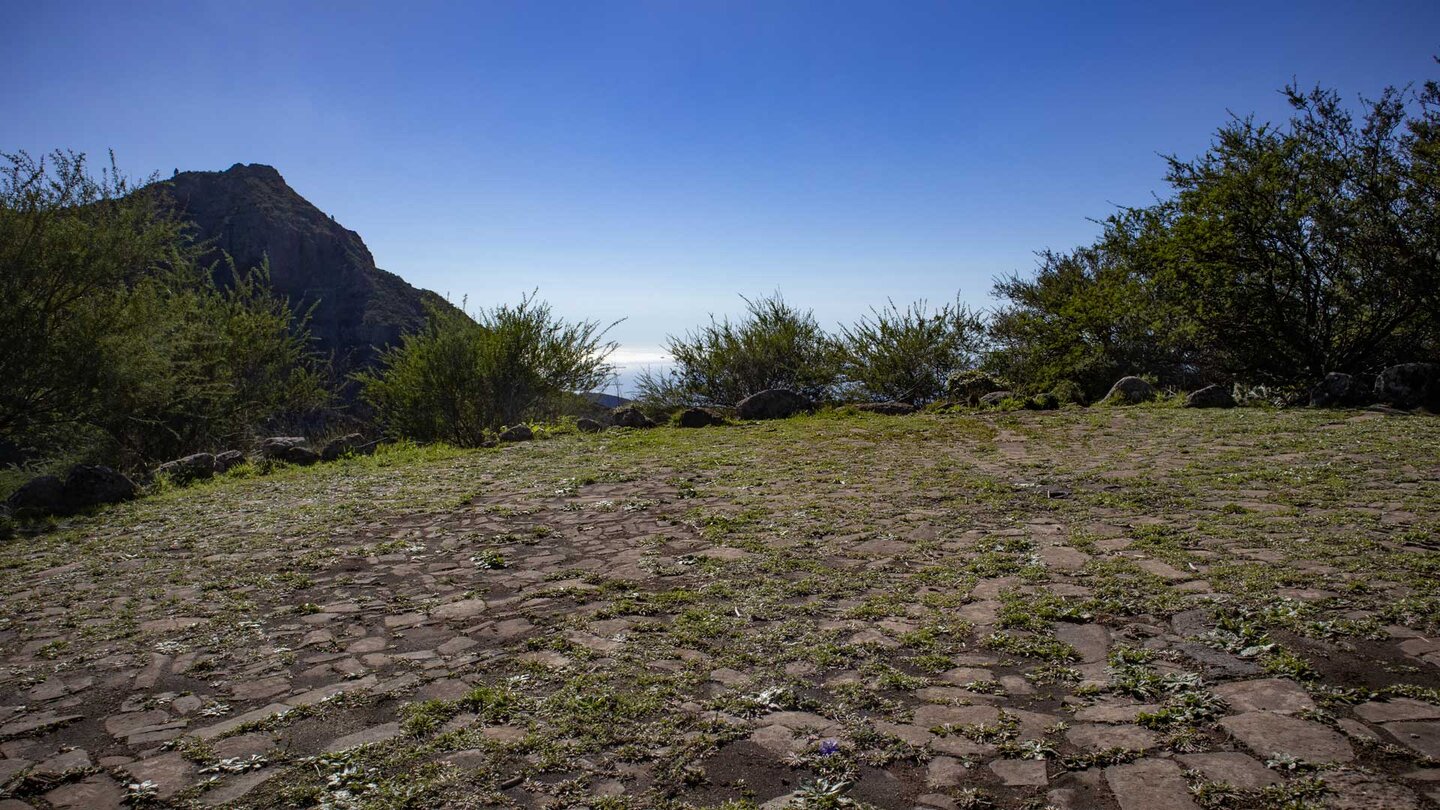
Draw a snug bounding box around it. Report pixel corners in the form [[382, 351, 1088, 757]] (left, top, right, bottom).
[[156, 163, 453, 370]]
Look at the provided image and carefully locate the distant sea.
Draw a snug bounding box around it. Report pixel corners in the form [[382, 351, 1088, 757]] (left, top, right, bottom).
[[600, 349, 673, 399]]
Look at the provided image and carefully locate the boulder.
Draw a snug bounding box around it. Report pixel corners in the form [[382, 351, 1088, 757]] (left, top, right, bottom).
[[320, 433, 367, 461], [5, 474, 66, 515], [258, 437, 319, 465], [1103, 376, 1157, 405], [736, 389, 810, 420], [155, 453, 217, 484], [1374, 363, 1440, 410], [677, 407, 725, 428], [852, 401, 916, 416], [213, 450, 246, 473], [61, 465, 137, 511], [1309, 372, 1370, 408], [978, 391, 1014, 407], [575, 418, 605, 434], [498, 425, 534, 442], [612, 406, 656, 429], [257, 436, 307, 458], [1183, 384, 1235, 409]]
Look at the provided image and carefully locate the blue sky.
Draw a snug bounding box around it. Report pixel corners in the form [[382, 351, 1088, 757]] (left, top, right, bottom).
[[4, 1, 1438, 381]]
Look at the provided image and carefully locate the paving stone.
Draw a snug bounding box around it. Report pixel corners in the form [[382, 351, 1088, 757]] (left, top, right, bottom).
[[285, 674, 377, 707], [1073, 701, 1157, 723], [1176, 752, 1278, 790], [1104, 758, 1200, 810], [1066, 723, 1158, 751], [912, 704, 997, 730], [1354, 698, 1440, 723], [231, 675, 290, 700], [200, 767, 279, 806], [0, 757, 32, 783], [1220, 711, 1354, 763], [124, 752, 198, 799], [989, 758, 1047, 786], [31, 748, 90, 776], [1321, 771, 1423, 809], [325, 722, 401, 753], [1054, 623, 1110, 664], [43, 775, 126, 809], [925, 755, 967, 787], [1212, 678, 1314, 713], [194, 702, 292, 740], [0, 712, 84, 738], [1383, 721, 1440, 759]]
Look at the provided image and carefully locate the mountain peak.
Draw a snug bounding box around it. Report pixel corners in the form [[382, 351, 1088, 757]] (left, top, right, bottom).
[[153, 164, 452, 371]]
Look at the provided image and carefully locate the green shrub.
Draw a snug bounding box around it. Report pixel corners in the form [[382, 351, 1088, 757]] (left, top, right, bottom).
[[356, 294, 616, 446], [1048, 380, 1087, 406], [838, 297, 983, 405], [943, 370, 1007, 405], [0, 150, 330, 469], [634, 293, 840, 408]]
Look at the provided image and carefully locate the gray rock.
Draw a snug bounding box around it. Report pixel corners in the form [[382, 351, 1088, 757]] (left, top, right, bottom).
[[213, 450, 246, 473], [612, 406, 656, 428], [498, 425, 533, 442], [257, 436, 307, 458], [1310, 372, 1370, 407], [1184, 384, 1235, 409], [677, 407, 724, 428], [1375, 363, 1440, 410], [61, 465, 138, 511], [978, 391, 1014, 406], [575, 418, 604, 433], [5, 474, 66, 515], [852, 401, 916, 415], [155, 453, 217, 484], [736, 389, 811, 420], [1103, 376, 1157, 405], [320, 433, 367, 461]]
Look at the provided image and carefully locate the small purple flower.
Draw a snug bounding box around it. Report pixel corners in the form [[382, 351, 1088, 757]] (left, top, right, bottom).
[[818, 739, 840, 756]]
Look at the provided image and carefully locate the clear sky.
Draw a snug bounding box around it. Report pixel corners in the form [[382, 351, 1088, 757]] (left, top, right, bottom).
[[4, 1, 1438, 380]]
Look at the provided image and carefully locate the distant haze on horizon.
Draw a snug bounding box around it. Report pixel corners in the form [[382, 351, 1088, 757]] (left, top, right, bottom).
[[5, 0, 1439, 391]]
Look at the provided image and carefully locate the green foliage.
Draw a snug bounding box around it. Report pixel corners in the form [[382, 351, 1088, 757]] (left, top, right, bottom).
[[838, 297, 984, 405], [635, 293, 841, 408], [988, 68, 1440, 397], [943, 369, 1007, 404], [0, 150, 329, 469], [356, 293, 616, 446]]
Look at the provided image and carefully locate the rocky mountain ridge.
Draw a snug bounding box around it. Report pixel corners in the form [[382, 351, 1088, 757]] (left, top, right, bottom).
[[155, 163, 453, 370]]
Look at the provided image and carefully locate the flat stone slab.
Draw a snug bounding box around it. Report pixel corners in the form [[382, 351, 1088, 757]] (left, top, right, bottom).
[[1220, 711, 1354, 763], [124, 752, 197, 799], [1105, 758, 1200, 810], [194, 702, 292, 740], [1384, 721, 1440, 759], [1354, 698, 1440, 724], [1177, 752, 1279, 790], [1212, 678, 1314, 713], [325, 722, 402, 752], [1066, 723, 1158, 751], [989, 758, 1047, 786]]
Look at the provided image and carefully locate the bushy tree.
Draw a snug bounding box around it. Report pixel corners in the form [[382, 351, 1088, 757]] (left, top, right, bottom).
[[0, 150, 330, 468], [357, 294, 616, 445], [838, 297, 984, 404], [988, 67, 1440, 398], [1157, 80, 1440, 384], [634, 293, 841, 408]]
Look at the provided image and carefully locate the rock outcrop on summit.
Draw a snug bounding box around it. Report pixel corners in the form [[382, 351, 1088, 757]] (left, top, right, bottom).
[[156, 163, 455, 370]]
